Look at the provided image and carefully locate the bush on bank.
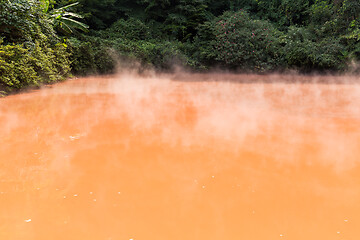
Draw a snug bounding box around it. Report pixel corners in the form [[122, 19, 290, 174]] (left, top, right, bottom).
[[0, 39, 70, 92], [212, 10, 284, 72], [68, 18, 195, 75], [0, 0, 71, 94]]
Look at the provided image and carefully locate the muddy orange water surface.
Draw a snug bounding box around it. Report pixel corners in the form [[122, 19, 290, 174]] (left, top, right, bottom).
[[1, 72, 360, 240]]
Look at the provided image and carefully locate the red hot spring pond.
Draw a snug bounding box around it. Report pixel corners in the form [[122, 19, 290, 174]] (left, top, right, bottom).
[[1, 73, 360, 240]]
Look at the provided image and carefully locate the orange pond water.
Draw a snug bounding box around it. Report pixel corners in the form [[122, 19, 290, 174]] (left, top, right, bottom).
[[1, 73, 360, 240]]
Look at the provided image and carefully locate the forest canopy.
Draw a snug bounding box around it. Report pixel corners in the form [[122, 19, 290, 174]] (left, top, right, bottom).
[[1, 0, 360, 93]]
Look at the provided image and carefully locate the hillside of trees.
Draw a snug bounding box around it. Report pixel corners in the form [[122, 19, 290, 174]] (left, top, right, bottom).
[[1, 0, 360, 93]]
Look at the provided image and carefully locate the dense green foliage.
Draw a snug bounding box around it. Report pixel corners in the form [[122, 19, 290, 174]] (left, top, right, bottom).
[[1, 0, 360, 93], [67, 0, 360, 74], [0, 0, 72, 93], [213, 11, 283, 71]]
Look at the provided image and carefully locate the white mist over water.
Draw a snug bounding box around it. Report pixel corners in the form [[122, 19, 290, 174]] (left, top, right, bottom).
[[1, 72, 360, 240]]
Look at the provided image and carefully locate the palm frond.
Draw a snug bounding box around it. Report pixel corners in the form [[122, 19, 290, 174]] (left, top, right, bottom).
[[62, 12, 84, 19], [47, 2, 88, 34], [60, 17, 89, 31]]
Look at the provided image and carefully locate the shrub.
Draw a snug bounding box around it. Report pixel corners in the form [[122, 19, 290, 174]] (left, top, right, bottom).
[[0, 39, 71, 93], [104, 18, 152, 41], [0, 0, 57, 44], [69, 27, 195, 75], [188, 21, 217, 69], [212, 10, 283, 71], [283, 26, 347, 71], [310, 0, 335, 26]]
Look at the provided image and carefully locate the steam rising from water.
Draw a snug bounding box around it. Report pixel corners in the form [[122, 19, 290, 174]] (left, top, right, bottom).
[[41, 72, 360, 168], [1, 72, 360, 240]]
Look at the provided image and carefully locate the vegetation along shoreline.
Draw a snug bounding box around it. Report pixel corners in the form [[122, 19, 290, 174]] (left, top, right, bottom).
[[1, 0, 359, 95]]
